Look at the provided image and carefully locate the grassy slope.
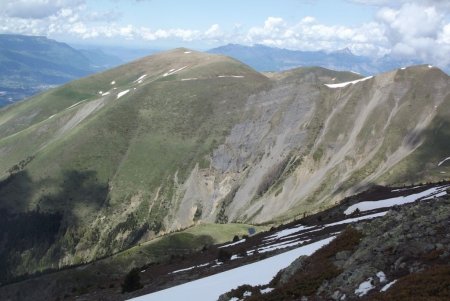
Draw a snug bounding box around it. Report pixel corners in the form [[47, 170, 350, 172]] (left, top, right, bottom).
[[0, 49, 270, 278]]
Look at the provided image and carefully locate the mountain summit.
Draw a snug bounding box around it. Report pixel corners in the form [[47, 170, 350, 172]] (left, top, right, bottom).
[[0, 50, 449, 283]]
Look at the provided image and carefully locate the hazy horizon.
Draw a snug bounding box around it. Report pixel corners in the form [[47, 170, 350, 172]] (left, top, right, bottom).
[[0, 0, 449, 68]]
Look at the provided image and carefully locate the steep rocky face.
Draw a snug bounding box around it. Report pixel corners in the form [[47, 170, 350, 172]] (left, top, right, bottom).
[[0, 48, 448, 281], [178, 65, 450, 225]]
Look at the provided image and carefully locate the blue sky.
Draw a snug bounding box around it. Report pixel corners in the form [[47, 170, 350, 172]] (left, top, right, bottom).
[[87, 0, 375, 29], [1, 0, 450, 64]]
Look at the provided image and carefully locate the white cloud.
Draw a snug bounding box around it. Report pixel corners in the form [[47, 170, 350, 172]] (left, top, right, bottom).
[[244, 16, 389, 56], [0, 0, 85, 19], [0, 0, 448, 68], [438, 24, 450, 44], [375, 2, 450, 65], [204, 24, 222, 40]]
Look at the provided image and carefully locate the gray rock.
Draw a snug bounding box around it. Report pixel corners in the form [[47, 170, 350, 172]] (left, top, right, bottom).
[[277, 255, 308, 285]]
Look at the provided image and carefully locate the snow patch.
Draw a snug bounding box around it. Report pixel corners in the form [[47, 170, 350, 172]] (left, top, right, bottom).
[[326, 212, 387, 226], [325, 76, 373, 88], [400, 67, 406, 70], [110, 81, 115, 85], [163, 66, 188, 77], [377, 271, 387, 283], [117, 89, 130, 99], [265, 212, 386, 246], [438, 157, 450, 166], [264, 224, 314, 241], [354, 277, 375, 297], [344, 185, 449, 215], [102, 92, 110, 96], [129, 237, 335, 301], [218, 75, 244, 78], [252, 239, 311, 254], [98, 91, 103, 95], [170, 263, 210, 274], [422, 191, 447, 200], [391, 186, 421, 192], [66, 99, 86, 110], [181, 78, 198, 81], [261, 288, 274, 294], [219, 239, 246, 249], [184, 51, 192, 54], [428, 65, 433, 68], [134, 74, 147, 83], [380, 280, 397, 292]]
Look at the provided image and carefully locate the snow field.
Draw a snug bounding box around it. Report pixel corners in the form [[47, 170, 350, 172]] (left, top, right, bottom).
[[129, 237, 336, 301]]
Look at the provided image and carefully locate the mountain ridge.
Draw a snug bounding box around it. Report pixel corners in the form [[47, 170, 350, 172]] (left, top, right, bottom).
[[208, 43, 442, 75], [0, 49, 448, 284]]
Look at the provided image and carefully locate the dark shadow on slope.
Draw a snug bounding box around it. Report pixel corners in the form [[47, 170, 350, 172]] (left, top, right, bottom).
[[0, 209, 63, 284], [0, 169, 109, 284], [389, 116, 450, 184], [0, 170, 34, 212], [39, 170, 109, 225], [0, 169, 109, 222]]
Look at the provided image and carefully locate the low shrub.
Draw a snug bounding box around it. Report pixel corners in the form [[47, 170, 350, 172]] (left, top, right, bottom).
[[121, 268, 143, 293]]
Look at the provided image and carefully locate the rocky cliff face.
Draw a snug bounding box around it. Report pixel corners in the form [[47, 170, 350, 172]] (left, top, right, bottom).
[[175, 65, 450, 227]]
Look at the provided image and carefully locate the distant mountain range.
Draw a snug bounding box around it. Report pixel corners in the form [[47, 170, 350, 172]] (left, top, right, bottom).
[[2, 35, 445, 107], [208, 44, 443, 75], [0, 34, 123, 106]]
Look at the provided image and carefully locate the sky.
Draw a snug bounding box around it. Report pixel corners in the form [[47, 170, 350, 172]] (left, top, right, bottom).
[[0, 0, 450, 64]]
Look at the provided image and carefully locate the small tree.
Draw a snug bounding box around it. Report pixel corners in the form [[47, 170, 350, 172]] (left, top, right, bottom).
[[218, 249, 232, 262], [121, 268, 143, 293]]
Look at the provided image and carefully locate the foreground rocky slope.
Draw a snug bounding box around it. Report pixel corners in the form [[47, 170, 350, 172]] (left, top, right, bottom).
[[219, 194, 450, 301], [0, 48, 449, 282]]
